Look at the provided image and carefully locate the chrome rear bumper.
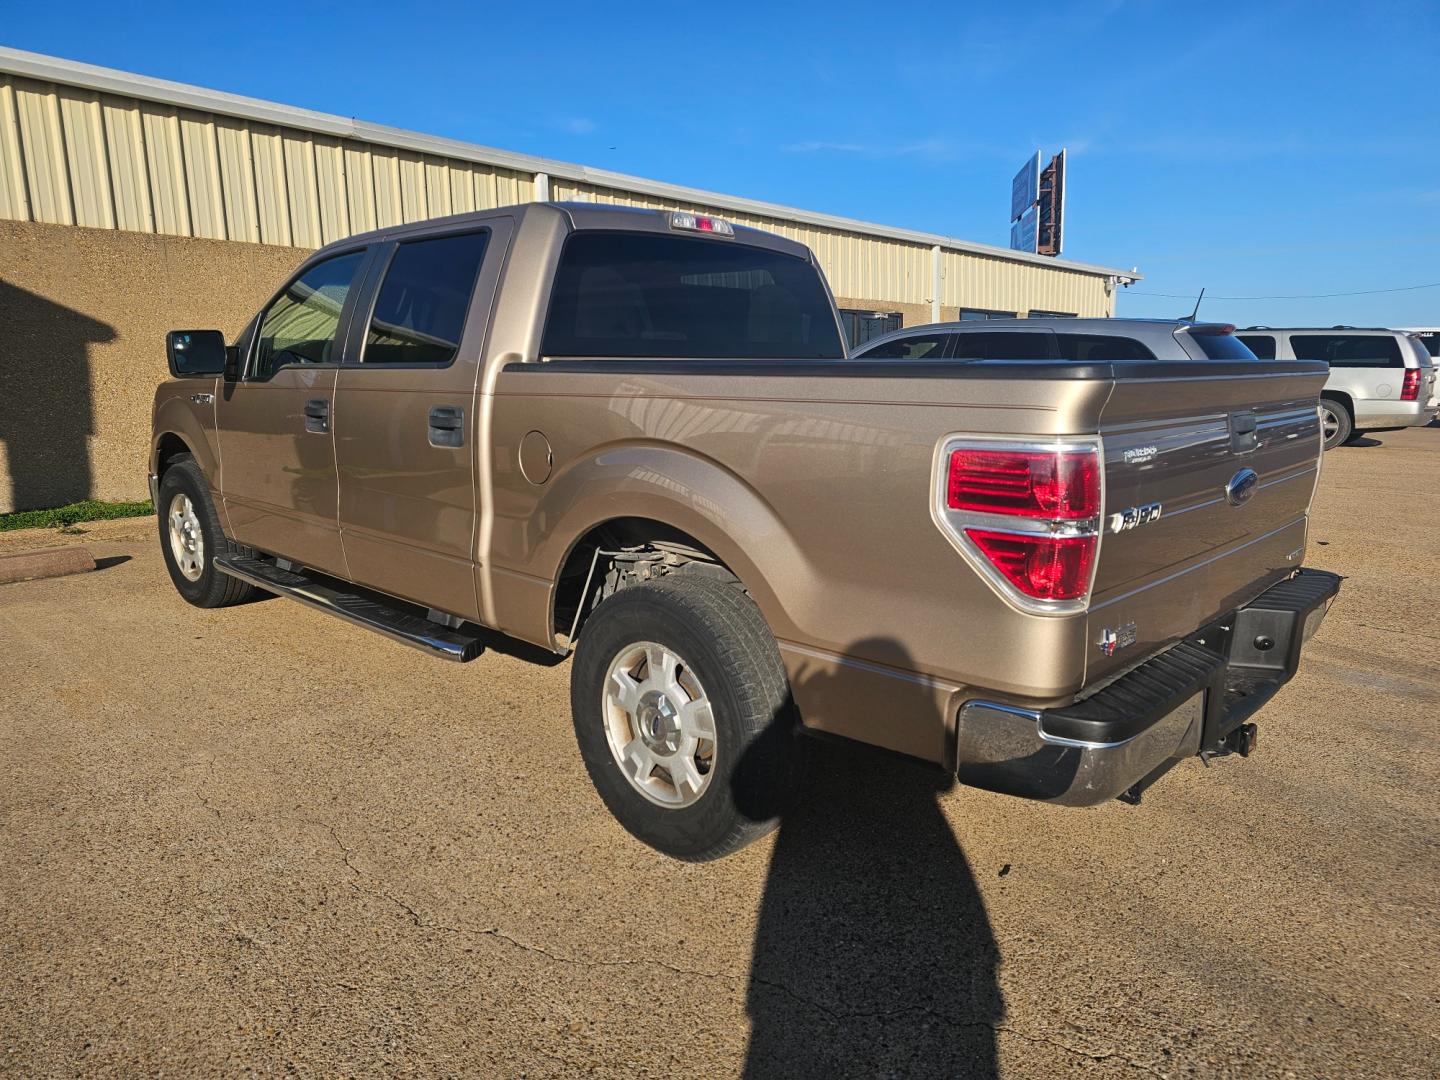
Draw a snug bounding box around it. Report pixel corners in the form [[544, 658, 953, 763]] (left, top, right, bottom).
[[955, 568, 1341, 806]]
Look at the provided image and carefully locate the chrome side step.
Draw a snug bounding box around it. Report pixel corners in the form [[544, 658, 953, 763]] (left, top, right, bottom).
[[214, 554, 485, 662]]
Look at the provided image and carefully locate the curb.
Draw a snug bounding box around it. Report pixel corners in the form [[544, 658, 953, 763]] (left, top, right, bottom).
[[0, 546, 97, 585]]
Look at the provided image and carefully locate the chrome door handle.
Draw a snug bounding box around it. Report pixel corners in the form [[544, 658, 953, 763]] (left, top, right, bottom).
[[190, 393, 214, 405]]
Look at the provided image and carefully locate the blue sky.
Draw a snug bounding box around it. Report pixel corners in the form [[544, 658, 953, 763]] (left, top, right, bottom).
[[5, 0, 1438, 325]]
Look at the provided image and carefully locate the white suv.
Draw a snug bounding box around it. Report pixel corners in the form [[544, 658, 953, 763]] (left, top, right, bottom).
[[1237, 328, 1437, 449]]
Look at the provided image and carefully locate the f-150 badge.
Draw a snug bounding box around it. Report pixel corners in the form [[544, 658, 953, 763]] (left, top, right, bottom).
[[1098, 622, 1138, 657], [1108, 502, 1162, 533]]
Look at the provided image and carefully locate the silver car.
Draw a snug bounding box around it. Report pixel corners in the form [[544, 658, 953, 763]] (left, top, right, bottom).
[[853, 317, 1260, 364], [1237, 328, 1437, 449]]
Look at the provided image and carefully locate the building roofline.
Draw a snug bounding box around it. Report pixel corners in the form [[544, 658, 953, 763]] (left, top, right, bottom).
[[0, 46, 1141, 282]]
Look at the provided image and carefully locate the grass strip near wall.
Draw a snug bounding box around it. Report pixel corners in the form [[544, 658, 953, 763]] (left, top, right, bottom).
[[0, 499, 154, 532]]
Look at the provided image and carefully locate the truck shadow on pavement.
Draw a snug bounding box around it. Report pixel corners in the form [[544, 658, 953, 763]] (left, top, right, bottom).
[[737, 642, 1004, 1080]]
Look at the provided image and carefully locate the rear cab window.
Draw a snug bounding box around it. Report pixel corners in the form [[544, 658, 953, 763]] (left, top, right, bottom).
[[1289, 334, 1404, 368], [542, 232, 844, 359]]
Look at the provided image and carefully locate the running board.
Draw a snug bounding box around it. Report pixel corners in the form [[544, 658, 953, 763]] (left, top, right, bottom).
[[214, 554, 485, 662]]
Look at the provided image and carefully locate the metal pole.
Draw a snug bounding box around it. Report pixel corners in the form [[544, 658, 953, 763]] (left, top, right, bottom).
[[931, 245, 942, 323]]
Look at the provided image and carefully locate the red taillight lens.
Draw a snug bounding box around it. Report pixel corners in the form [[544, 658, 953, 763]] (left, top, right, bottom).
[[1401, 368, 1421, 402], [947, 449, 1099, 520], [965, 530, 1097, 601]]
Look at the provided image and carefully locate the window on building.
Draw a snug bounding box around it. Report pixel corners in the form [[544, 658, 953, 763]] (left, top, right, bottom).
[[363, 232, 490, 365], [859, 334, 952, 359], [839, 309, 903, 348], [1238, 334, 1277, 360], [253, 250, 366, 378], [1026, 310, 1077, 318], [1289, 334, 1404, 368], [1054, 334, 1156, 361], [958, 308, 1018, 321], [542, 233, 845, 359]]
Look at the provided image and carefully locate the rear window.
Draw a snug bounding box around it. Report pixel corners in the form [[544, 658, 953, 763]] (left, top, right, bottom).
[[861, 334, 951, 359], [1238, 334, 1277, 359], [1186, 331, 1257, 360], [542, 232, 844, 359], [1054, 333, 1156, 361], [1289, 334, 1404, 368]]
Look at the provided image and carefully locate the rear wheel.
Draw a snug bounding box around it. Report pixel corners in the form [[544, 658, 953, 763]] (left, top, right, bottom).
[[569, 575, 796, 861], [1320, 399, 1352, 450], [157, 455, 257, 608]]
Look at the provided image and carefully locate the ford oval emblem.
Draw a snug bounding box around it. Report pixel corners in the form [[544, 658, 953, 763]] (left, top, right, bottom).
[[1226, 468, 1259, 506]]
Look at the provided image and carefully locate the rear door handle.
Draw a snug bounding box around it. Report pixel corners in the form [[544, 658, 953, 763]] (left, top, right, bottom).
[[304, 398, 330, 434], [428, 405, 465, 448], [1230, 409, 1258, 454]]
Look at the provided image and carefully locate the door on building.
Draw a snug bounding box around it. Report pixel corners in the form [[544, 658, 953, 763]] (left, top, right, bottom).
[[214, 247, 371, 577], [838, 309, 903, 349], [332, 219, 511, 623]]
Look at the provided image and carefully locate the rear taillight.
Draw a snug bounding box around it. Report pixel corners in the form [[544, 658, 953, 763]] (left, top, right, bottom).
[[1401, 367, 1421, 402], [964, 529, 1097, 601], [934, 440, 1103, 612], [946, 449, 1099, 519]]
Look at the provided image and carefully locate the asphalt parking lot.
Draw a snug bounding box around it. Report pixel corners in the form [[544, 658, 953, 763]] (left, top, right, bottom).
[[2, 427, 1437, 1079]]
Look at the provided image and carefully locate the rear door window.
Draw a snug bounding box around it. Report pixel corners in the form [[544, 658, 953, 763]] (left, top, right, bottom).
[[949, 332, 1055, 360], [363, 231, 490, 365], [1289, 334, 1404, 368], [1238, 334, 1277, 359], [542, 232, 844, 359], [859, 334, 952, 359], [1053, 333, 1156, 361]]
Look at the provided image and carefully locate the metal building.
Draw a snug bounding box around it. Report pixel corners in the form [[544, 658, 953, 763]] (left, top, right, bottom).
[[0, 47, 1138, 329], [0, 46, 1140, 514]]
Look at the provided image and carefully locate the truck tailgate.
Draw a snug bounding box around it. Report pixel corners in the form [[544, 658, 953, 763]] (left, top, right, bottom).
[[1086, 363, 1329, 683]]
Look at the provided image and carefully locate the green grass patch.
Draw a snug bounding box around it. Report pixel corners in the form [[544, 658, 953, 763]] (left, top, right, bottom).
[[0, 499, 154, 532]]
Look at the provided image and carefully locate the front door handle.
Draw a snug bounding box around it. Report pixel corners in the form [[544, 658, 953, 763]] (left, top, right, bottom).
[[428, 405, 465, 448], [304, 398, 330, 434]]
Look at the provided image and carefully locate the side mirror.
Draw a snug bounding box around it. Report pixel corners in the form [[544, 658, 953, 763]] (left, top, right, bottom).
[[167, 330, 227, 378]]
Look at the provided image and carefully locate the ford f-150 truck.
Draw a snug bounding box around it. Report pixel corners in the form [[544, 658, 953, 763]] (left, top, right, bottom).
[[152, 202, 1340, 860]]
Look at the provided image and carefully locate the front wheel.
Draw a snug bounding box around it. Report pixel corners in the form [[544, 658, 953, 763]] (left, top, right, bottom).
[[157, 455, 257, 608], [569, 575, 797, 861], [1320, 399, 1352, 450]]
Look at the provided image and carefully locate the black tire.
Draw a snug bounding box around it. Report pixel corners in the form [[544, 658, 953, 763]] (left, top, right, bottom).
[[1320, 398, 1352, 450], [156, 455, 258, 608], [569, 575, 797, 861]]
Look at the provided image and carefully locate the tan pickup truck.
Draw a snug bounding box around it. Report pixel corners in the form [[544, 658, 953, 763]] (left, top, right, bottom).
[[151, 202, 1340, 860]]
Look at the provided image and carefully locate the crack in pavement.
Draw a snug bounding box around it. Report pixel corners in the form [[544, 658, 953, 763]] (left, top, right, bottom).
[[318, 823, 1171, 1077]]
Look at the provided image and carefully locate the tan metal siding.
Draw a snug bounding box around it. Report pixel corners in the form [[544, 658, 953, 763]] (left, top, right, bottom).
[[13, 81, 71, 224], [101, 95, 152, 232], [57, 87, 113, 229], [0, 78, 30, 221], [942, 250, 1111, 317], [0, 65, 1122, 312]]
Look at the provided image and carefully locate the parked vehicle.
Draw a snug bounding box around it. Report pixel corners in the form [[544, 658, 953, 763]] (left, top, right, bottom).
[[852, 316, 1260, 363], [151, 203, 1340, 860], [1399, 328, 1440, 411], [1236, 328, 1438, 449]]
